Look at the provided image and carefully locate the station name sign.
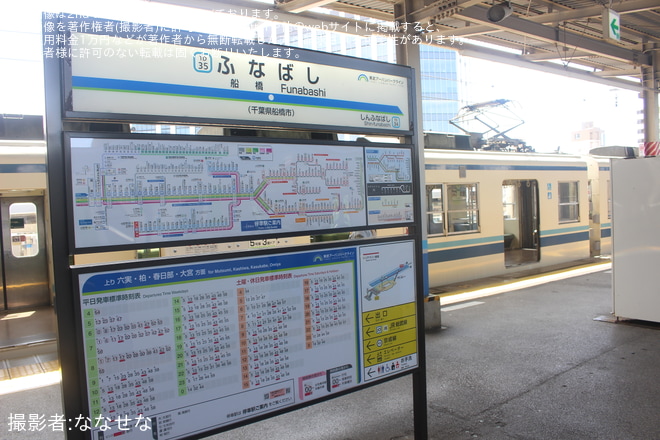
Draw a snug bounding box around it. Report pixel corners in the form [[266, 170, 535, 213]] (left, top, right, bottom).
[[46, 14, 412, 133]]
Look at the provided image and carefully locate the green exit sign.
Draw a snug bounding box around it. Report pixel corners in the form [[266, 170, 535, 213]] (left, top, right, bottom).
[[603, 8, 621, 41]]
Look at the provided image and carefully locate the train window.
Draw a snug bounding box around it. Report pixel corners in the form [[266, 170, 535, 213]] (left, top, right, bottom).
[[447, 184, 479, 234], [502, 183, 517, 219], [558, 181, 580, 223], [426, 185, 444, 235], [9, 202, 39, 258], [426, 184, 480, 235]]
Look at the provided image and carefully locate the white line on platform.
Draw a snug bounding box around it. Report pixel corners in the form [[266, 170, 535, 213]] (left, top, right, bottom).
[[441, 301, 484, 312], [0, 370, 61, 395], [441, 262, 611, 306]]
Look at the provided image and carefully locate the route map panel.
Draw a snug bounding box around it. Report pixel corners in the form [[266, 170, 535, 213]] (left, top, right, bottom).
[[358, 241, 417, 381], [76, 241, 417, 439], [69, 137, 415, 249], [69, 137, 367, 249], [365, 147, 414, 225]]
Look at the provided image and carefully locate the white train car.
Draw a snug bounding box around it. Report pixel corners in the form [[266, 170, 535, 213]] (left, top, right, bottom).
[[0, 136, 613, 309], [423, 149, 610, 288], [0, 140, 52, 310]]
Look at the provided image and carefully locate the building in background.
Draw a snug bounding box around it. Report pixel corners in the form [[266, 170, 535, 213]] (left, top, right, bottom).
[[419, 44, 464, 134], [570, 121, 604, 155]]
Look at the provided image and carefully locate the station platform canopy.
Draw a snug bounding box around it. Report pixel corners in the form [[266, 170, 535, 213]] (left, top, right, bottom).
[[156, 0, 659, 92]]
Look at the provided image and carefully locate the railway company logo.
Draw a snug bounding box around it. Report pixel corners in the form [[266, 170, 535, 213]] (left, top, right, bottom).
[[358, 73, 405, 87]]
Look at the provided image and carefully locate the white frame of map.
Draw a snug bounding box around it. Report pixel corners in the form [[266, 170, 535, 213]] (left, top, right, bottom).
[[66, 133, 415, 251]]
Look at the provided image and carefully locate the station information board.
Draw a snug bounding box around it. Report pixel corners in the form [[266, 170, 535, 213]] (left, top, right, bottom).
[[68, 135, 414, 250], [76, 240, 416, 439], [44, 11, 425, 440]]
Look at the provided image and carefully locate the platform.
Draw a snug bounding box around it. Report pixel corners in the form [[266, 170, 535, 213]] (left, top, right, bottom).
[[0, 307, 57, 382], [1, 262, 659, 439]]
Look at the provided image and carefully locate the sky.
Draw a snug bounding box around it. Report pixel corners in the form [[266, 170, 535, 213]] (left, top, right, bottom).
[[0, 0, 644, 153], [462, 58, 642, 153]]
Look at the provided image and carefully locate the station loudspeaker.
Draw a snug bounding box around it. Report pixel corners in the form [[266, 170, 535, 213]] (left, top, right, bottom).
[[487, 3, 513, 22]]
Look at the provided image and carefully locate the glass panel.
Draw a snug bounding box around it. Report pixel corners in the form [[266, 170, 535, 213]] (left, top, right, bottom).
[[559, 181, 578, 204], [502, 183, 517, 219], [559, 204, 579, 222], [427, 185, 444, 235], [448, 211, 478, 232], [447, 184, 479, 233], [9, 202, 39, 257], [558, 181, 579, 222]]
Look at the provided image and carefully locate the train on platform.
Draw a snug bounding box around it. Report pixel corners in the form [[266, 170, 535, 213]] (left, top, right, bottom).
[[422, 148, 612, 289], [0, 127, 614, 312], [0, 138, 50, 311]]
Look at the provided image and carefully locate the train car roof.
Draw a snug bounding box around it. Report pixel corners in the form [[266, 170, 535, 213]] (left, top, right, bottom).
[[424, 149, 590, 165], [0, 140, 47, 163]]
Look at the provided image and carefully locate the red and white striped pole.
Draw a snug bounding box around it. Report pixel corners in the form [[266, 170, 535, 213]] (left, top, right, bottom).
[[641, 42, 658, 156], [643, 141, 660, 157]]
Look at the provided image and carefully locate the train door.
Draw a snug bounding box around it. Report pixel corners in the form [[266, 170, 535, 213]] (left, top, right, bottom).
[[502, 180, 540, 267], [0, 196, 50, 310]]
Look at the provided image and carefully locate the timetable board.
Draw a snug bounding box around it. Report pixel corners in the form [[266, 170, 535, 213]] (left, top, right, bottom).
[[68, 136, 415, 250], [77, 240, 417, 439]]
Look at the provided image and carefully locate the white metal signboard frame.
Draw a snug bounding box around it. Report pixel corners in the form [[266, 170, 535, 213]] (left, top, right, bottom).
[[44, 11, 427, 440], [611, 158, 660, 323]]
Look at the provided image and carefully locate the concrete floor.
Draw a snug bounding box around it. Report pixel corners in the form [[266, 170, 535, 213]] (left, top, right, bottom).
[[1, 264, 659, 440]]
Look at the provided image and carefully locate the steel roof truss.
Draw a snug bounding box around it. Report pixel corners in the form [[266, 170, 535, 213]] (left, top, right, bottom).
[[455, 5, 651, 67]]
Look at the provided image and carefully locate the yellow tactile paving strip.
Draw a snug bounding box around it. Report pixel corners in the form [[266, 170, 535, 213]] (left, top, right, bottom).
[[0, 353, 60, 381]]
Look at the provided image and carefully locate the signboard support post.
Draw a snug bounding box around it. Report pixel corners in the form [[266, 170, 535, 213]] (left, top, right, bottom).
[[394, 13, 431, 437], [43, 38, 87, 439]]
